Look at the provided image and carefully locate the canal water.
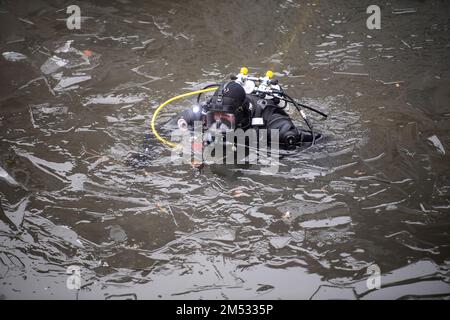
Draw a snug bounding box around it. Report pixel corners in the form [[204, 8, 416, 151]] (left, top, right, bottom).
[[0, 0, 449, 299]]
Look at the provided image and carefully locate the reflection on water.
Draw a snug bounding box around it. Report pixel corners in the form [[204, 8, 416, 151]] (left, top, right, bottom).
[[1, 0, 449, 299]]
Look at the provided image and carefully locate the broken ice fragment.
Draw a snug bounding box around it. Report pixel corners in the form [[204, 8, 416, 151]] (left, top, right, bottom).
[[105, 294, 137, 300], [55, 40, 74, 53], [361, 280, 450, 300], [2, 51, 27, 61], [82, 94, 144, 106], [54, 75, 91, 91], [193, 227, 236, 242], [40, 56, 69, 75], [269, 237, 292, 249], [353, 260, 440, 296], [427, 135, 445, 155], [311, 285, 357, 300], [109, 225, 128, 243], [51, 225, 84, 248], [0, 165, 20, 186], [299, 216, 352, 229]]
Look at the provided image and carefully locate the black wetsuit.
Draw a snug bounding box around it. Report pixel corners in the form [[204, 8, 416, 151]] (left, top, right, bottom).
[[179, 93, 320, 149]]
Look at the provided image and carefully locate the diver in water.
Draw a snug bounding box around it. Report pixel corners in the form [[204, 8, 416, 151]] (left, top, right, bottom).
[[127, 67, 327, 167], [176, 68, 325, 151]]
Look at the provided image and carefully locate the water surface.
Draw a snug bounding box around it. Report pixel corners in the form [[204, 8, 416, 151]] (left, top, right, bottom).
[[1, 0, 450, 299]]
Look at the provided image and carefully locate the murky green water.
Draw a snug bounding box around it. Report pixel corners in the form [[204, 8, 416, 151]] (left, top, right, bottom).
[[1, 0, 450, 299]]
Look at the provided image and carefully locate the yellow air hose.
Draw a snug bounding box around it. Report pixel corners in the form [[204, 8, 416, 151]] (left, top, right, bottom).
[[151, 87, 219, 148]]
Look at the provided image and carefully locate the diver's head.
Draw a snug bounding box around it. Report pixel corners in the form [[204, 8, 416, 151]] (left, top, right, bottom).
[[211, 81, 246, 110], [206, 82, 248, 133]]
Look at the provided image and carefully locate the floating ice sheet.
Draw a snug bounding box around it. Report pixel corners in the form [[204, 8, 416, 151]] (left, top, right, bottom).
[[83, 94, 145, 106], [50, 225, 84, 248], [2, 51, 27, 61], [0, 166, 20, 186], [278, 201, 350, 221], [353, 260, 440, 296], [311, 285, 357, 300], [55, 40, 74, 53], [193, 227, 236, 242], [299, 216, 352, 229], [427, 135, 445, 155], [269, 237, 292, 249], [361, 280, 450, 299], [54, 75, 91, 91], [2, 197, 29, 228], [40, 56, 68, 75]]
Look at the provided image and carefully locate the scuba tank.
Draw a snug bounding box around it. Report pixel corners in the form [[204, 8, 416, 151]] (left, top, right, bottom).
[[246, 95, 301, 148]]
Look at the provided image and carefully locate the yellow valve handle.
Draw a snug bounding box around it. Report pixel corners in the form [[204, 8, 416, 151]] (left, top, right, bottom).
[[240, 67, 248, 75]]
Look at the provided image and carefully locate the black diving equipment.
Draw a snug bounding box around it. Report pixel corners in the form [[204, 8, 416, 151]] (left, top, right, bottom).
[[177, 68, 327, 149]]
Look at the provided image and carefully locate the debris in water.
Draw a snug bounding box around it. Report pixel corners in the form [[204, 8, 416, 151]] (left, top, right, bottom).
[[55, 40, 74, 53], [333, 71, 369, 76], [231, 187, 250, 198], [361, 280, 450, 300], [105, 293, 137, 300], [0, 165, 20, 186], [281, 211, 291, 220], [0, 199, 19, 231], [82, 94, 145, 106], [427, 135, 445, 155], [108, 225, 128, 243], [2, 51, 27, 62], [401, 40, 411, 49], [18, 17, 34, 25], [353, 260, 439, 296], [278, 201, 350, 221], [311, 285, 357, 300], [51, 225, 84, 248], [269, 237, 292, 249], [299, 216, 352, 229], [54, 75, 91, 91], [379, 80, 405, 85], [230, 213, 251, 224], [392, 8, 417, 15], [40, 56, 69, 75], [2, 197, 29, 228], [193, 227, 236, 242], [256, 284, 274, 293]]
